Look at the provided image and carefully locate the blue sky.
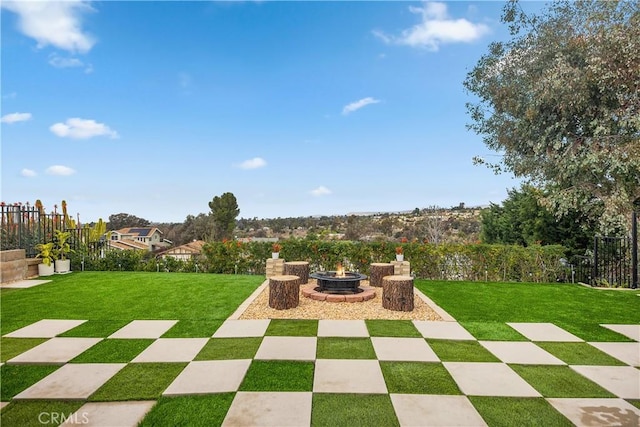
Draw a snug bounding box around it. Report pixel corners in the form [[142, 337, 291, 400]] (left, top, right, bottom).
[[1, 1, 534, 223]]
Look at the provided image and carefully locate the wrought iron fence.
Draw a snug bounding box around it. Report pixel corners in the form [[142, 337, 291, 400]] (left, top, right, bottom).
[[592, 236, 635, 287]]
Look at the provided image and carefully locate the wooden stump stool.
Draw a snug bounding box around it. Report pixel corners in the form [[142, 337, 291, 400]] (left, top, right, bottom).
[[283, 261, 310, 284], [269, 275, 300, 310], [369, 263, 395, 287], [382, 275, 414, 312]]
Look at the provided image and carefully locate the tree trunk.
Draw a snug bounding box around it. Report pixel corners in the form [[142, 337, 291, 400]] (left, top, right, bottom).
[[269, 275, 300, 310], [382, 275, 414, 312], [283, 261, 310, 284], [369, 263, 395, 287]]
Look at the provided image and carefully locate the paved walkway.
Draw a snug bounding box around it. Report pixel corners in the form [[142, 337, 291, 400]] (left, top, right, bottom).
[[2, 319, 639, 426]]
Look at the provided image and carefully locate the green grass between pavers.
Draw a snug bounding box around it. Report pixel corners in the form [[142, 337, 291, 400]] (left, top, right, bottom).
[[417, 281, 640, 341], [0, 320, 36, 337], [628, 400, 640, 410], [365, 320, 422, 337], [316, 337, 376, 359], [536, 342, 628, 366], [88, 363, 187, 401], [239, 360, 314, 391], [311, 393, 399, 427], [510, 365, 616, 398], [59, 320, 131, 337], [265, 319, 318, 336], [0, 365, 60, 401], [427, 339, 501, 362], [161, 320, 224, 337], [469, 396, 573, 427], [70, 339, 153, 363], [0, 338, 47, 362], [380, 362, 462, 395], [194, 338, 263, 360], [139, 394, 235, 427], [460, 322, 529, 341], [0, 272, 263, 324], [0, 400, 85, 427]]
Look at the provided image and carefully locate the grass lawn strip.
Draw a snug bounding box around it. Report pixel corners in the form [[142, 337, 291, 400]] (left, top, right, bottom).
[[70, 339, 154, 363], [59, 320, 131, 337], [265, 319, 318, 336], [536, 342, 628, 366], [194, 338, 262, 360], [311, 393, 399, 427], [88, 363, 187, 401], [427, 339, 501, 362], [239, 360, 314, 391], [0, 365, 60, 401], [316, 337, 376, 359], [0, 338, 47, 362], [510, 365, 616, 398], [460, 322, 528, 341], [161, 320, 225, 338], [469, 396, 573, 427], [365, 320, 422, 337], [139, 394, 235, 427], [0, 400, 85, 427], [380, 362, 462, 395]]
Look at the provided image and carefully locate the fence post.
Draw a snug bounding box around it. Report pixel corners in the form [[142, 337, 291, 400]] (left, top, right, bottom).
[[632, 209, 638, 289], [592, 236, 598, 286]]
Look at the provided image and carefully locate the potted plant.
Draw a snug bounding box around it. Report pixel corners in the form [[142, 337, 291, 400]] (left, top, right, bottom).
[[395, 246, 404, 262], [35, 242, 55, 276], [53, 229, 74, 273], [272, 243, 281, 259]]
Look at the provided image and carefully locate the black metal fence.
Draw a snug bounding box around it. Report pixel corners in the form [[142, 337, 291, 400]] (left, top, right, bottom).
[[593, 236, 635, 287]]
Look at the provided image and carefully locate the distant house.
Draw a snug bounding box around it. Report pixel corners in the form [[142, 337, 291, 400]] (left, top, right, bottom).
[[158, 240, 205, 261], [109, 227, 170, 252]]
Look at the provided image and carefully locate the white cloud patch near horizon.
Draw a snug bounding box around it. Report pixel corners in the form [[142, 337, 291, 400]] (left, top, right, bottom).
[[373, 1, 489, 51], [342, 97, 380, 115], [46, 165, 76, 176], [310, 186, 332, 196], [1, 112, 32, 124], [48, 53, 93, 73], [1, 0, 96, 53], [236, 157, 267, 170], [21, 169, 37, 177], [50, 118, 119, 139]]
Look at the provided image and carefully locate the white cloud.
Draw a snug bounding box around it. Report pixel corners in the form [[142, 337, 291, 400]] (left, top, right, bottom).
[[48, 53, 93, 72], [21, 168, 37, 177], [310, 186, 332, 196], [1, 112, 32, 124], [46, 165, 76, 176], [236, 157, 267, 170], [374, 1, 490, 51], [50, 118, 119, 139], [1, 0, 96, 53], [342, 97, 380, 115]]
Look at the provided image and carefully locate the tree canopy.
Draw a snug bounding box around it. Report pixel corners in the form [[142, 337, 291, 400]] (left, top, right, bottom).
[[465, 0, 640, 234], [208, 192, 240, 241], [107, 213, 151, 230]]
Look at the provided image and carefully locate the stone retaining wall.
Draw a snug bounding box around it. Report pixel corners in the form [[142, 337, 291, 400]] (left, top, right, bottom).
[[0, 249, 39, 283]]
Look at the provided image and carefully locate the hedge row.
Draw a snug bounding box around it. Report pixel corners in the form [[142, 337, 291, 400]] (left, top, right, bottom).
[[72, 240, 568, 283]]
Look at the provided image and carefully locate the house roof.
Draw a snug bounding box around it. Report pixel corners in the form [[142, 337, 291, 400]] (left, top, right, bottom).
[[109, 239, 149, 251], [158, 240, 205, 255], [113, 227, 163, 237]]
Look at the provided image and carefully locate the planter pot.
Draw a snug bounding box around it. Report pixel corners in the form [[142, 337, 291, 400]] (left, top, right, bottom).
[[38, 263, 55, 277], [55, 259, 71, 274], [396, 254, 404, 262], [272, 252, 280, 259]]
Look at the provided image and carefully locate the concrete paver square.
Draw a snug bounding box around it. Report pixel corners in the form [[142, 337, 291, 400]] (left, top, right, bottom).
[[479, 341, 565, 365], [0, 402, 8, 410], [507, 323, 583, 342], [108, 320, 177, 339], [313, 359, 387, 393], [588, 342, 640, 366], [371, 337, 439, 362], [131, 338, 208, 363], [600, 324, 640, 342], [222, 392, 312, 427], [60, 401, 156, 427], [14, 363, 125, 399], [570, 365, 640, 399], [412, 321, 475, 340], [163, 360, 251, 395], [443, 362, 541, 397], [8, 337, 101, 364], [213, 320, 270, 338], [4, 319, 87, 338], [547, 398, 640, 427], [317, 320, 369, 337], [0, 280, 51, 289], [391, 394, 487, 427], [254, 337, 317, 360]]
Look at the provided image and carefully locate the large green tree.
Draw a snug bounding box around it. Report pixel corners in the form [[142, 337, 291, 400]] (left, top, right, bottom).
[[208, 192, 240, 241], [465, 0, 640, 234], [107, 213, 151, 230]]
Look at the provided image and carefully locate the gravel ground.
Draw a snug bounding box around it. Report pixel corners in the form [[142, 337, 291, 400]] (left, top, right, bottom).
[[239, 279, 443, 321]]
